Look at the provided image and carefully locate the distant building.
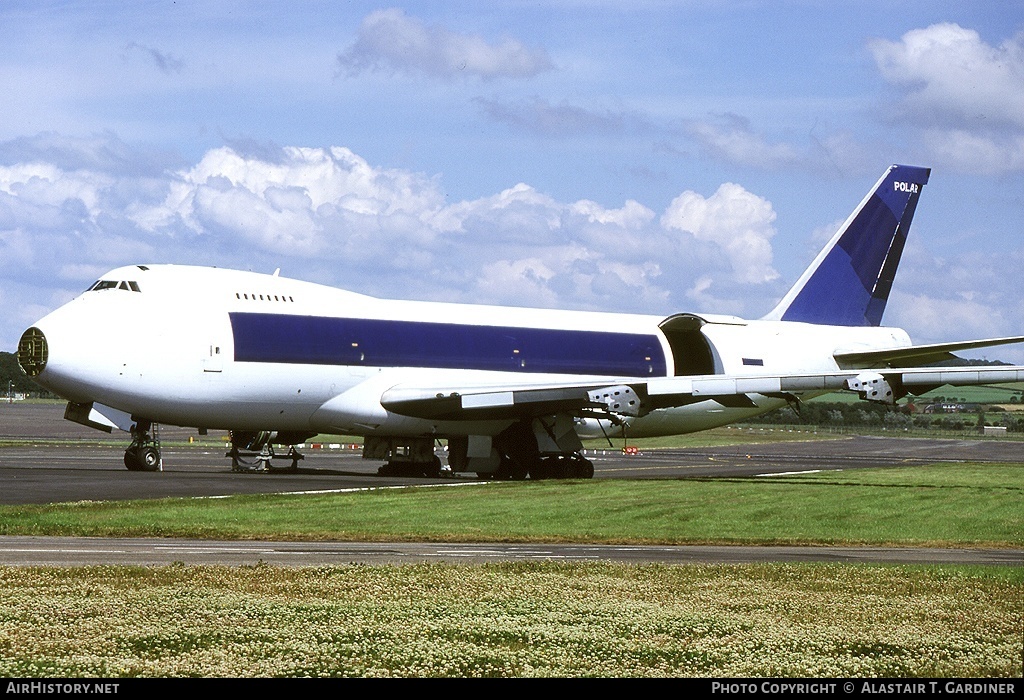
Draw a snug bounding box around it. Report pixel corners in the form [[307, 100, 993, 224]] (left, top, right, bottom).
[[923, 403, 967, 414]]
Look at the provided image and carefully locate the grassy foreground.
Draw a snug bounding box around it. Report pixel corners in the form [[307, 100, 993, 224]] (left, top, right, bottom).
[[0, 563, 1020, 678], [1, 463, 1021, 547], [1, 462, 1021, 678]]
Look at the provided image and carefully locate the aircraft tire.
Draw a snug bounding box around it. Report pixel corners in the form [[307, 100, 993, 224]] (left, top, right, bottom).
[[576, 458, 595, 479], [527, 457, 554, 480], [137, 446, 161, 472], [123, 451, 142, 471], [422, 456, 443, 478]]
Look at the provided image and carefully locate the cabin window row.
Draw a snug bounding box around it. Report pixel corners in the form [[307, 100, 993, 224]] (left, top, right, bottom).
[[235, 292, 295, 302]]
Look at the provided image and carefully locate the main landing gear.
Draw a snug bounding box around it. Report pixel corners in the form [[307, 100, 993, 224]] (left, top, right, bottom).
[[485, 421, 595, 480], [363, 435, 446, 478], [228, 431, 306, 473], [522, 454, 594, 480], [490, 452, 595, 480], [123, 420, 162, 472], [377, 455, 444, 478]]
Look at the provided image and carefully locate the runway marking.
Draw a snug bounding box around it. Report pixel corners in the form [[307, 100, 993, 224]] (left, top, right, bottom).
[[153, 545, 277, 552], [433, 550, 599, 560], [437, 549, 553, 555], [753, 469, 838, 477], [196, 480, 490, 500], [4, 548, 127, 554]]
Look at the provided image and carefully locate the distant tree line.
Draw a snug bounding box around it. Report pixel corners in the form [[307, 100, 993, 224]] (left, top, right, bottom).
[[932, 356, 1013, 367], [747, 400, 1024, 433], [0, 351, 53, 398], [748, 356, 1024, 432]]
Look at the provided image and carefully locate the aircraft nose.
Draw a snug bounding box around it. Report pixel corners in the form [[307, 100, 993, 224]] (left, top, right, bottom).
[[17, 327, 49, 378]]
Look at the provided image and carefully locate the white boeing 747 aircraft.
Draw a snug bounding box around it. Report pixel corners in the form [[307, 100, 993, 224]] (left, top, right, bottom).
[[16, 165, 1024, 477]]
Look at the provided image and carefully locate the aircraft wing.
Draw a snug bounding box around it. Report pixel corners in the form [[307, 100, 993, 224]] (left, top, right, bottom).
[[380, 379, 632, 422], [380, 365, 1024, 421]]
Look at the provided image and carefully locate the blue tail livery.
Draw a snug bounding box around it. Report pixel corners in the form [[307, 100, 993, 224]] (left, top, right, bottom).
[[764, 164, 931, 326]]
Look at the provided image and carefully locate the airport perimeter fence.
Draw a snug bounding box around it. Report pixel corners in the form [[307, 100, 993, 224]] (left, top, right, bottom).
[[726, 422, 1024, 441]]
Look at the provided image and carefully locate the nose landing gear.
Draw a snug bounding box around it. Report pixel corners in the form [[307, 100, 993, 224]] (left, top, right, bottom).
[[124, 421, 162, 471]]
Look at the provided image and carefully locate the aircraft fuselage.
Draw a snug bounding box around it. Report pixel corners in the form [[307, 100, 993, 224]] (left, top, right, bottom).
[[24, 264, 911, 441]]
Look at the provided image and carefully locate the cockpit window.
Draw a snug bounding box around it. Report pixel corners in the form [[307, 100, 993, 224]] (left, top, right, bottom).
[[87, 280, 142, 293]]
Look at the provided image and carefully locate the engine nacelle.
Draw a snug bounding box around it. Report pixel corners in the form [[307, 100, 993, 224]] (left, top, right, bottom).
[[846, 372, 895, 404], [587, 385, 641, 416]]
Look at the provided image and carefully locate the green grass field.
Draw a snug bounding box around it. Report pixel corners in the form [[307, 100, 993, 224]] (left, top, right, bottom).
[[1, 463, 1022, 548], [1, 454, 1021, 678]]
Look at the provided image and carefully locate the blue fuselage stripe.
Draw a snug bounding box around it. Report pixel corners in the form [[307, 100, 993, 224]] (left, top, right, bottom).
[[229, 312, 667, 377]]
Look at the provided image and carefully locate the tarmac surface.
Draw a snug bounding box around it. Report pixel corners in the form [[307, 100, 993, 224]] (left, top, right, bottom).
[[1, 401, 1021, 567], [0, 536, 1019, 567]]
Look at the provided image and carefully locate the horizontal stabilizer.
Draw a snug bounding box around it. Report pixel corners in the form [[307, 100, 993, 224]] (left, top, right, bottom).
[[834, 335, 1024, 369]]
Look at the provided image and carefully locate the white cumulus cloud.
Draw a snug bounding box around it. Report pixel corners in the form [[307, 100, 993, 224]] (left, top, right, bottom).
[[869, 23, 1024, 174], [661, 182, 778, 284], [337, 8, 553, 81], [870, 23, 1024, 130], [685, 114, 805, 170], [0, 133, 808, 349], [132, 145, 445, 255]]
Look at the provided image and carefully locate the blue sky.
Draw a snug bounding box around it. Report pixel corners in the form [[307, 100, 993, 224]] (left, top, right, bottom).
[[2, 1, 1023, 361]]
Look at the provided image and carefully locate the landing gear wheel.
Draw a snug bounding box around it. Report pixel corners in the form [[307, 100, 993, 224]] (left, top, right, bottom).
[[526, 454, 594, 479], [570, 455, 595, 479], [509, 460, 529, 480], [488, 457, 511, 480], [124, 450, 142, 471], [123, 421, 162, 472], [228, 434, 305, 473], [527, 456, 553, 480], [267, 446, 304, 473], [137, 446, 161, 472], [378, 456, 444, 478], [422, 456, 443, 478]]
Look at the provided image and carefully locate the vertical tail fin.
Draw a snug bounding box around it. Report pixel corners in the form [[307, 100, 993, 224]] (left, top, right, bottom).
[[764, 164, 931, 326]]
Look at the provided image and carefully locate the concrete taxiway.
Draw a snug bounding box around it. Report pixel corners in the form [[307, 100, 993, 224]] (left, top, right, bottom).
[[1, 401, 1021, 567], [3, 402, 1022, 506], [3, 432, 1022, 506], [0, 536, 1019, 567]]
